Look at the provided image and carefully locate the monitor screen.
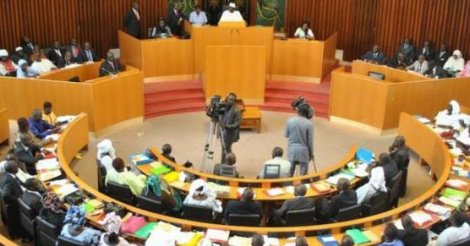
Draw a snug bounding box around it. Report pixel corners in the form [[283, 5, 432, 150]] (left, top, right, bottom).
[[368, 71, 385, 80], [264, 164, 280, 178]]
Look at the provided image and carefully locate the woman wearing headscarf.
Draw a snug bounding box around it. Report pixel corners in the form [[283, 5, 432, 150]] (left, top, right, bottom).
[[355, 161, 387, 204], [39, 192, 66, 235], [60, 205, 102, 245], [97, 139, 116, 172], [183, 179, 223, 214], [142, 175, 183, 214], [98, 210, 135, 246], [444, 50, 465, 76], [435, 100, 466, 128]]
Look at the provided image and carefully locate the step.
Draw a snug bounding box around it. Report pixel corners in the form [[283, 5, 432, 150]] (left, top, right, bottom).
[[144, 91, 205, 104], [145, 101, 206, 115], [260, 102, 329, 114], [259, 106, 329, 119], [145, 107, 205, 119], [144, 81, 202, 94], [266, 81, 330, 94]]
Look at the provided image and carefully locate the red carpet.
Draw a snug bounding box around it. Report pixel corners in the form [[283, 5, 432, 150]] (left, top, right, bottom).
[[144, 74, 335, 119]]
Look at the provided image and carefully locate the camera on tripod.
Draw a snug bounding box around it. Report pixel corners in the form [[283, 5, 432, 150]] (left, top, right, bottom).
[[206, 95, 228, 120]]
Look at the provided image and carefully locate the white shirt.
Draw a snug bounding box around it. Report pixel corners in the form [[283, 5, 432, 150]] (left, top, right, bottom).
[[189, 11, 208, 25], [183, 195, 223, 213], [437, 223, 470, 246], [219, 10, 244, 22], [0, 63, 7, 76], [294, 27, 314, 39], [444, 57, 465, 72], [258, 157, 291, 178], [406, 60, 429, 74], [31, 59, 56, 74]]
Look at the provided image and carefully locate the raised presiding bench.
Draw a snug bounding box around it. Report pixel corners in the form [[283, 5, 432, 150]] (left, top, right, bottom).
[[241, 106, 261, 133]]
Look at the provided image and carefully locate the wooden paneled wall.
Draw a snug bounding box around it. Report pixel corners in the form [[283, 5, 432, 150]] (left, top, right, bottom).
[[1, 0, 470, 62]]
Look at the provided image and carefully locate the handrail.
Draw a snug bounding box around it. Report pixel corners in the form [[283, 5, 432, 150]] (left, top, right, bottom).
[[150, 146, 357, 186], [56, 112, 452, 236]]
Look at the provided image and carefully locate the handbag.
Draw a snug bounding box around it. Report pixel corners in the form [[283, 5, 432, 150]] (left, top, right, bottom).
[[120, 215, 146, 234]]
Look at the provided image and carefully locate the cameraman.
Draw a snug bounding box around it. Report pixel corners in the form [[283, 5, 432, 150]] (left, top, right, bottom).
[[285, 103, 314, 176], [220, 93, 241, 162]]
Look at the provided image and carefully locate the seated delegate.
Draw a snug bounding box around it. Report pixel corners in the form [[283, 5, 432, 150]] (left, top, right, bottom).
[[355, 160, 387, 204], [213, 152, 240, 177], [96, 139, 117, 172], [316, 178, 357, 221], [219, 2, 244, 22], [435, 100, 468, 129], [444, 49, 465, 76], [224, 187, 263, 224], [361, 44, 386, 64], [149, 18, 172, 39], [189, 5, 207, 25], [183, 179, 223, 214], [271, 184, 314, 225], [406, 54, 429, 74], [258, 146, 291, 178], [99, 51, 122, 77], [141, 175, 182, 214], [105, 157, 146, 196], [17, 117, 52, 147], [29, 108, 59, 139], [294, 21, 315, 40]]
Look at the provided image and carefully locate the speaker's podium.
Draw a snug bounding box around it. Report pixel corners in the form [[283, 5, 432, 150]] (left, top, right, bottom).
[[203, 22, 265, 105], [217, 21, 246, 28]]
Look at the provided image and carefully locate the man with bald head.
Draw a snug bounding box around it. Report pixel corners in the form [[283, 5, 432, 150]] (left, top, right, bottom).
[[213, 152, 240, 177], [224, 187, 262, 224], [99, 51, 122, 76], [80, 42, 98, 63], [29, 108, 58, 139], [272, 184, 314, 225], [361, 44, 386, 64]]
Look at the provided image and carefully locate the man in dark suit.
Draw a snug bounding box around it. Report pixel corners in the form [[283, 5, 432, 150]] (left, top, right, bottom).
[[387, 52, 412, 69], [14, 134, 44, 175], [361, 44, 386, 64], [398, 38, 415, 60], [20, 36, 35, 56], [0, 161, 24, 239], [124, 2, 141, 38], [224, 187, 262, 224], [316, 178, 357, 221], [167, 2, 185, 36], [380, 153, 399, 188], [56, 50, 79, 68], [416, 40, 434, 61], [220, 93, 241, 162], [47, 41, 64, 66], [11, 47, 30, 65], [67, 38, 82, 64], [79, 42, 99, 63], [397, 215, 428, 246], [272, 184, 314, 225], [21, 178, 44, 216], [389, 136, 410, 196], [435, 43, 451, 67], [99, 51, 122, 77]]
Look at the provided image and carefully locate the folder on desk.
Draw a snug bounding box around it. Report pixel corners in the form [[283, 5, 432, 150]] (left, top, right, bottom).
[[345, 229, 370, 244], [163, 171, 179, 183], [317, 235, 339, 246], [445, 179, 468, 191], [134, 222, 157, 239], [151, 165, 171, 176], [311, 181, 331, 193], [129, 153, 153, 165], [442, 187, 467, 201]]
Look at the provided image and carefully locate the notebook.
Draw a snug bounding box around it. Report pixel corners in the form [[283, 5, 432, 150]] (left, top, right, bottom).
[[317, 235, 339, 246], [442, 187, 467, 201], [151, 165, 171, 176], [311, 181, 331, 193], [266, 188, 285, 197]]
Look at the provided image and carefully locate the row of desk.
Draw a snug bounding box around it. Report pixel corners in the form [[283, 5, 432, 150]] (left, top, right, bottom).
[[0, 62, 144, 134], [50, 112, 451, 238], [330, 61, 470, 132]]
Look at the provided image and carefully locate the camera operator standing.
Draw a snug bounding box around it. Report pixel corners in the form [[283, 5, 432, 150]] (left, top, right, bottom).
[[220, 93, 241, 162], [285, 102, 314, 176]]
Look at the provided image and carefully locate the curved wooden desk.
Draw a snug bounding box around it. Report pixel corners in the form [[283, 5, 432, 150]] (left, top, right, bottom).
[[330, 61, 470, 131], [0, 64, 143, 134], [56, 112, 451, 239], [0, 108, 9, 145], [138, 147, 358, 201]]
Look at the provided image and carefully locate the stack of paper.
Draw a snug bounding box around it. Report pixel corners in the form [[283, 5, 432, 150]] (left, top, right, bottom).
[[49, 179, 68, 186], [445, 179, 468, 190], [262, 235, 279, 246], [36, 158, 60, 171], [409, 211, 433, 226], [442, 187, 467, 201], [205, 229, 230, 244], [438, 196, 462, 208], [423, 203, 451, 219], [228, 236, 252, 246], [351, 168, 369, 178], [55, 183, 79, 199], [266, 188, 285, 197], [37, 170, 62, 182], [416, 116, 431, 124]]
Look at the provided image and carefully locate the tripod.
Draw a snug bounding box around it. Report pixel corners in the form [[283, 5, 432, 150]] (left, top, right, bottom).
[[200, 116, 227, 172]]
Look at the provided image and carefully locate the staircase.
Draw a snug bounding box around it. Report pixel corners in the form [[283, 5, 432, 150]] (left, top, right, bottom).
[[144, 75, 334, 119], [260, 79, 332, 119], [144, 80, 206, 119]]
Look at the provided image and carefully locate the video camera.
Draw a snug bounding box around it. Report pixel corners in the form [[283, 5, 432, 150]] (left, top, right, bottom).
[[206, 95, 227, 120], [291, 96, 314, 119]]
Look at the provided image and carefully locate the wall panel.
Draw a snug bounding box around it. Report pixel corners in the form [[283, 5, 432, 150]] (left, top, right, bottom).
[[0, 0, 469, 63]]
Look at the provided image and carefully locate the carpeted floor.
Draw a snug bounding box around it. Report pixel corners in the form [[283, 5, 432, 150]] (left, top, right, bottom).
[[64, 110, 433, 205]]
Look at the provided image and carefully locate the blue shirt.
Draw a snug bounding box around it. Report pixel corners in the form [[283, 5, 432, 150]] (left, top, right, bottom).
[[16, 67, 39, 78], [29, 118, 54, 139]]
